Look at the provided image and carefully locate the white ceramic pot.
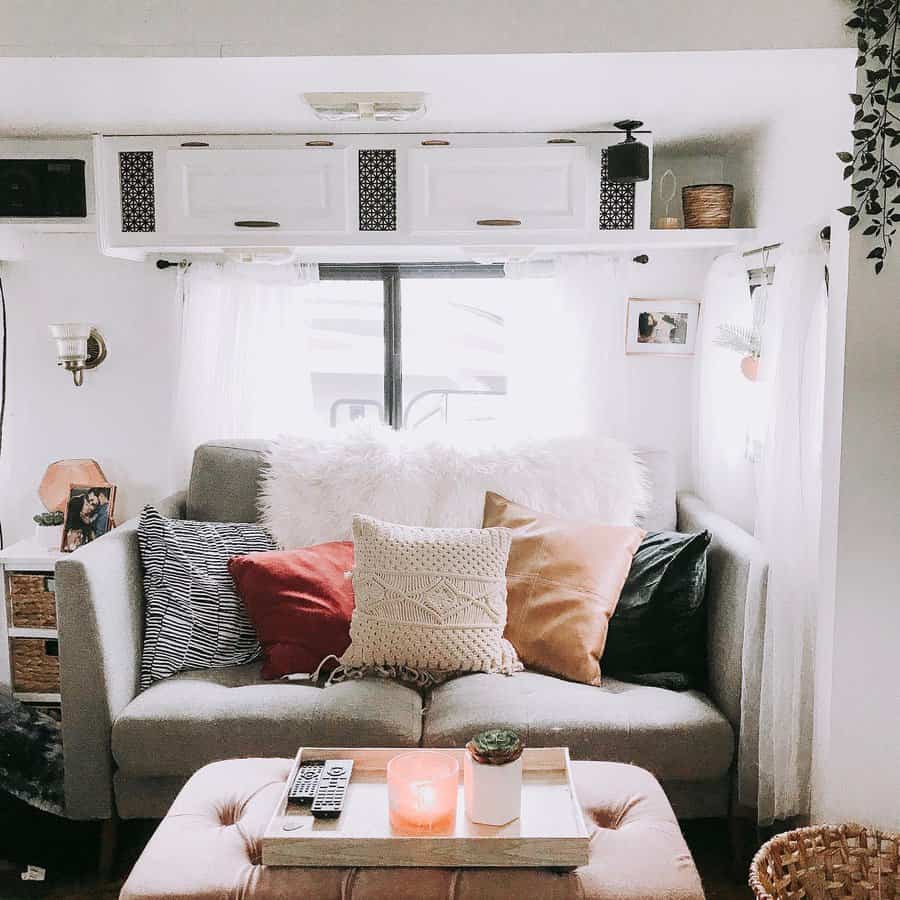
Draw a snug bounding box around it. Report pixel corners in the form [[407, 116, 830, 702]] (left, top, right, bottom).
[[464, 752, 523, 826], [35, 524, 63, 551]]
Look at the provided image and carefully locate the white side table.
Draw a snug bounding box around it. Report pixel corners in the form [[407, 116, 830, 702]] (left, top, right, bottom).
[[0, 538, 66, 714]]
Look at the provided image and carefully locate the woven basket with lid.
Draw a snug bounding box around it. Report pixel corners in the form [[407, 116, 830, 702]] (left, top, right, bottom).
[[750, 823, 899, 899]]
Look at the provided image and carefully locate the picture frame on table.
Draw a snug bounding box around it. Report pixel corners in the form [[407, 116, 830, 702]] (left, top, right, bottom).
[[625, 298, 702, 356], [61, 483, 117, 552]]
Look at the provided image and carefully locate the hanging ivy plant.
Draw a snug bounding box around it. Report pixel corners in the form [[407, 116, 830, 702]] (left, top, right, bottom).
[[838, 0, 900, 274]]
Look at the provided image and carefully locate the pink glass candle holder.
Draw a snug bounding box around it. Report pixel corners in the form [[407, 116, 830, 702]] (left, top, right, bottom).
[[387, 750, 459, 835]]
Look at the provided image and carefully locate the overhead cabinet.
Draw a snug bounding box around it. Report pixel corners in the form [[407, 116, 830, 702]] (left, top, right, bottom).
[[94, 133, 651, 258], [408, 146, 588, 232], [165, 148, 350, 235]]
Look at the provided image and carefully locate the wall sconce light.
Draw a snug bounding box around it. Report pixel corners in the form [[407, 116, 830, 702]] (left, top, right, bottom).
[[607, 120, 650, 184], [48, 323, 107, 386]]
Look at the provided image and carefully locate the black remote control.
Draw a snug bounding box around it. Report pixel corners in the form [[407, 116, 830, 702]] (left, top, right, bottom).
[[287, 760, 325, 804], [310, 759, 354, 819]]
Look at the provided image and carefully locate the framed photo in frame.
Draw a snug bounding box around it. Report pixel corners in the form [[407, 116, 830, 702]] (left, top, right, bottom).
[[61, 483, 117, 552], [625, 298, 701, 356]]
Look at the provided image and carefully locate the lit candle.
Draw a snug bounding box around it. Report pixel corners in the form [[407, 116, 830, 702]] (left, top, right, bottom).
[[387, 751, 459, 834]]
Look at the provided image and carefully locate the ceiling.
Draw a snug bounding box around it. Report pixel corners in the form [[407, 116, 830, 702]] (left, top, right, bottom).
[[0, 49, 853, 146]]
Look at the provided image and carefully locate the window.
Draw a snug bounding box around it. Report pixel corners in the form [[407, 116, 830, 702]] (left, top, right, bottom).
[[315, 264, 511, 429]]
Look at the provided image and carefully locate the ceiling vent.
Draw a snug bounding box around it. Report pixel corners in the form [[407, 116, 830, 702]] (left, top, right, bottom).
[[303, 92, 427, 122]]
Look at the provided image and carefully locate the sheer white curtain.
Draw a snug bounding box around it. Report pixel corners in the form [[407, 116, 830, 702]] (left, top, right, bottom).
[[505, 254, 629, 437], [171, 261, 318, 483], [693, 253, 758, 533], [740, 233, 827, 823]]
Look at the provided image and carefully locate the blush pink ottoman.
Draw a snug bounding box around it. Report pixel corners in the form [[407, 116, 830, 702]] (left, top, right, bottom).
[[120, 757, 705, 900]]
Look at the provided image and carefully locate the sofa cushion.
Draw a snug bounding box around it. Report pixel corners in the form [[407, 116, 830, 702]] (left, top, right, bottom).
[[421, 671, 733, 782], [342, 515, 520, 679], [112, 663, 423, 777], [229, 541, 356, 680], [137, 507, 276, 689], [483, 491, 644, 686]]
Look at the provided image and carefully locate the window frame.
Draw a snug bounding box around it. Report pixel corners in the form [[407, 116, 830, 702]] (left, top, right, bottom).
[[318, 263, 505, 429]]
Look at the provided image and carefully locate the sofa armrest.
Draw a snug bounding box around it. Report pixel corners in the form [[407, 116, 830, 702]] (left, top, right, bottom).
[[56, 491, 185, 819], [676, 492, 768, 735]]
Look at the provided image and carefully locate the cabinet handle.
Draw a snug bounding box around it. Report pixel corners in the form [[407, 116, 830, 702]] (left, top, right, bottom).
[[547, 138, 576, 144], [475, 218, 522, 227], [306, 140, 334, 147], [180, 141, 210, 147], [421, 139, 450, 146], [45, 639, 59, 657], [233, 220, 281, 228]]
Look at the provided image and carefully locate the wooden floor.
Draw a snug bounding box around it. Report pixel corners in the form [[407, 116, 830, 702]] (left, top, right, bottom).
[[0, 795, 755, 899]]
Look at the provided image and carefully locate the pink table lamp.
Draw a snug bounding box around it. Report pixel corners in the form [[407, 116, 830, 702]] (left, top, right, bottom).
[[387, 750, 459, 835]]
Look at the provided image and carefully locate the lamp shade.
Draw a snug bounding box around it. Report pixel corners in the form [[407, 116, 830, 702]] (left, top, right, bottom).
[[49, 322, 92, 363]]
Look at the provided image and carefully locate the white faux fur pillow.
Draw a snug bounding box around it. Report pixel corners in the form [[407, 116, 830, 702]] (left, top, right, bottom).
[[259, 425, 649, 549], [340, 514, 521, 679]]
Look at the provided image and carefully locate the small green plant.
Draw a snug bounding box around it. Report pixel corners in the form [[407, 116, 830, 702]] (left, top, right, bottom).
[[33, 511, 64, 527], [466, 729, 524, 765]]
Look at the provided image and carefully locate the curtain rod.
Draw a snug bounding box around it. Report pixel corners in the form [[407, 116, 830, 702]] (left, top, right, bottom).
[[742, 242, 782, 258], [742, 226, 831, 259]]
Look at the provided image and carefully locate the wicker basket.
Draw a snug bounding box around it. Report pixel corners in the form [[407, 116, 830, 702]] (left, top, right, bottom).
[[750, 824, 900, 899], [8, 573, 57, 627], [11, 637, 60, 693], [682, 183, 734, 228]]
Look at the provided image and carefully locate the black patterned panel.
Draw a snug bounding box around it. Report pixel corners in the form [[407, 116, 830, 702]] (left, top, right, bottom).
[[358, 149, 397, 231], [119, 151, 156, 233], [598, 148, 635, 230]]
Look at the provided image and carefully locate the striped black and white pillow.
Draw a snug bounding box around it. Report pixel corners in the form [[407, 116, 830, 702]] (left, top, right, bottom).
[[137, 506, 276, 690]]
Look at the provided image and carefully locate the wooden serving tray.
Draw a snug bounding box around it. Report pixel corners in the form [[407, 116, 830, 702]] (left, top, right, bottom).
[[262, 746, 590, 868]]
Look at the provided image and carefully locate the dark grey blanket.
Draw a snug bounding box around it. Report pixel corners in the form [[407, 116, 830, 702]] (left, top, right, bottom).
[[0, 693, 64, 815]]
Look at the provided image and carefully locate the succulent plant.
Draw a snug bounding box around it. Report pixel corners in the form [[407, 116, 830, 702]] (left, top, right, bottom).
[[466, 729, 524, 765], [33, 511, 64, 527]]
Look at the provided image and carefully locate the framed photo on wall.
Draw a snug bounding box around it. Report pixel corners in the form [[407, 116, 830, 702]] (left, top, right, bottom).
[[61, 483, 117, 552], [625, 298, 701, 356]]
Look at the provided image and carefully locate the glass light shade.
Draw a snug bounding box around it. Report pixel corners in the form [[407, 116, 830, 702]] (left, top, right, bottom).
[[49, 323, 92, 363], [387, 750, 459, 835]]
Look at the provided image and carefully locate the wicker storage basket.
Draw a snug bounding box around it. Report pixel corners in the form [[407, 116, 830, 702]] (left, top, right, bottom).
[[751, 824, 899, 899], [11, 637, 60, 693], [682, 183, 734, 228], [8, 573, 56, 627]]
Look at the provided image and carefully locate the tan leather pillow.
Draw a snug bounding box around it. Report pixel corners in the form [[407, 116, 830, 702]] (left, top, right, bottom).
[[483, 491, 645, 686]]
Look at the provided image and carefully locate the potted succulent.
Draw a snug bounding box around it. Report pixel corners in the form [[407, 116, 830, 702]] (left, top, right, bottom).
[[33, 510, 64, 550], [464, 728, 524, 826]]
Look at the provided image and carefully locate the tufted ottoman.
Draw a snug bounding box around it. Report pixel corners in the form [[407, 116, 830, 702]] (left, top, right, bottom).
[[120, 757, 705, 900]]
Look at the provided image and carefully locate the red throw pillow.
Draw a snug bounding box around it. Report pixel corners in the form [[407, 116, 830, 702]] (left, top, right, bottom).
[[228, 541, 355, 680]]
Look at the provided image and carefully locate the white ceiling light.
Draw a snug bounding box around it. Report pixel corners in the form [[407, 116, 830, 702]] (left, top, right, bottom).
[[303, 91, 427, 122]]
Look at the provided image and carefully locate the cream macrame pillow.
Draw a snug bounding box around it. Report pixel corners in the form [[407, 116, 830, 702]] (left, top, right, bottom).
[[340, 514, 521, 682]]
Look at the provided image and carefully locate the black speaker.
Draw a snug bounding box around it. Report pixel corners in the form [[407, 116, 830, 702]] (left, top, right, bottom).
[[606, 121, 650, 184], [0, 159, 87, 217]]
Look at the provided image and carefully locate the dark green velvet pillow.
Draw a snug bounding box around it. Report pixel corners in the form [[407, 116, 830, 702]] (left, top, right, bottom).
[[603, 529, 711, 691]]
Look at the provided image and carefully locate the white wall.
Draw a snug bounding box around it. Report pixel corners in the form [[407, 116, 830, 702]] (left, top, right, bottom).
[[624, 249, 717, 489], [0, 0, 851, 57], [811, 232, 900, 831], [0, 233, 180, 547]]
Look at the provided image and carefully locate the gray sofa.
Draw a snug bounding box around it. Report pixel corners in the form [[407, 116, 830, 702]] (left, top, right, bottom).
[[56, 440, 768, 823]]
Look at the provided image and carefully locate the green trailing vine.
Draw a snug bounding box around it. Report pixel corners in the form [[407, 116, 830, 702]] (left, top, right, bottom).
[[839, 0, 900, 274]]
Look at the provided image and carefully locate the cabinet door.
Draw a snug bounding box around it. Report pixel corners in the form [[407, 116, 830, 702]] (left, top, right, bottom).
[[408, 146, 588, 232], [165, 148, 350, 234]]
